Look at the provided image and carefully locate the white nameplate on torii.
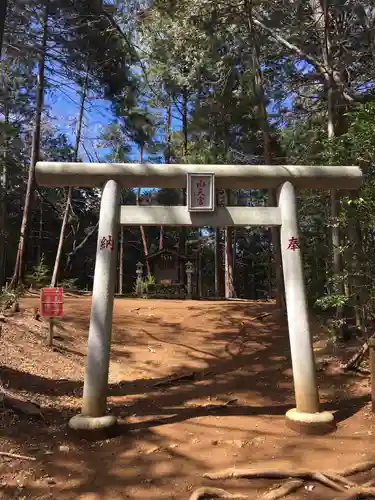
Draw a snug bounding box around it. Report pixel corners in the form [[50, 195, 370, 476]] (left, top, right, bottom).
[[187, 172, 215, 212]]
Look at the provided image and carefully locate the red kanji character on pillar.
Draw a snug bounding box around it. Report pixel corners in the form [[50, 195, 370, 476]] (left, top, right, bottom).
[[100, 235, 114, 250], [287, 237, 300, 251]]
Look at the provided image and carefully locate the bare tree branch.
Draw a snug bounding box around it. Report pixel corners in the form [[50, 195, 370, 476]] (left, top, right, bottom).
[[252, 17, 328, 75]]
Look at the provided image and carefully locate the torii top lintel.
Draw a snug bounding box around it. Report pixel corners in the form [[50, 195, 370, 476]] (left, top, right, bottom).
[[35, 162, 363, 190]]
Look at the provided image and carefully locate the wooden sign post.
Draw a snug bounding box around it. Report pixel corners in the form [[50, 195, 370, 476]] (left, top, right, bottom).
[[40, 287, 64, 346]]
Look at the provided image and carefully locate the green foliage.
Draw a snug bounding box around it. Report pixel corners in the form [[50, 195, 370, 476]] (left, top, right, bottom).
[[133, 274, 155, 298], [99, 123, 132, 162], [25, 255, 50, 288], [60, 278, 79, 292], [56, 0, 137, 101], [3, 0, 375, 337], [315, 294, 348, 312], [142, 274, 156, 294], [0, 285, 24, 311]]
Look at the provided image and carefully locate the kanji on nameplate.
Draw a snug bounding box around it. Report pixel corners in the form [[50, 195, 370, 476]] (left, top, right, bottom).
[[187, 173, 215, 212]]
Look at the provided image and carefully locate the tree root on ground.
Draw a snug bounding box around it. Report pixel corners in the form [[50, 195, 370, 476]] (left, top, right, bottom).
[[188, 487, 247, 499], [341, 331, 375, 371], [0, 451, 36, 461], [331, 489, 375, 499], [0, 389, 44, 419], [261, 479, 304, 500], [153, 371, 196, 387], [203, 468, 346, 491], [188, 460, 375, 500]]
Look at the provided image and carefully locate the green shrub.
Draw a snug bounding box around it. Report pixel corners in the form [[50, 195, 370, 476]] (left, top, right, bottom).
[[25, 255, 50, 288]]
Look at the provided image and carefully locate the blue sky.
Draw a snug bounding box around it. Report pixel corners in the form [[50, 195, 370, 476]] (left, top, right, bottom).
[[45, 81, 178, 164], [44, 60, 296, 165], [45, 81, 115, 162]]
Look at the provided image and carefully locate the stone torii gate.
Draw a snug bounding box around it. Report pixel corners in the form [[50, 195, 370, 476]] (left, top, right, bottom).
[[35, 162, 363, 434]]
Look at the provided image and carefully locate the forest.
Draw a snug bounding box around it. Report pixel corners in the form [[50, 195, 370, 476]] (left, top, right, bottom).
[[1, 0, 375, 342]]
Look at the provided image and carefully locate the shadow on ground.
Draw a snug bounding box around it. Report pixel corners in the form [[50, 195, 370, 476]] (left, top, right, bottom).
[[0, 298, 373, 500]]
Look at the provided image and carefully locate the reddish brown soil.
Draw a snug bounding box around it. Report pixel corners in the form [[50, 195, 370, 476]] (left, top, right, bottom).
[[1, 297, 375, 499]]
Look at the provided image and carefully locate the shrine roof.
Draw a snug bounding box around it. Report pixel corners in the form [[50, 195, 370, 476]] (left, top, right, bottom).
[[148, 248, 188, 260]]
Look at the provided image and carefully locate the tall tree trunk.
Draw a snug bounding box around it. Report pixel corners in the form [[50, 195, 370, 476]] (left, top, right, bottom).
[[268, 192, 285, 309], [159, 226, 164, 250], [198, 242, 202, 298], [50, 66, 89, 287], [253, 2, 353, 315], [37, 201, 43, 264], [217, 189, 226, 297], [224, 189, 235, 298], [119, 225, 124, 294], [182, 91, 188, 157], [179, 91, 188, 257], [214, 190, 222, 298], [346, 193, 365, 330], [224, 228, 234, 298], [114, 145, 124, 293], [309, 0, 348, 335], [232, 192, 237, 296], [10, 1, 49, 287], [159, 98, 171, 251], [165, 99, 172, 164], [0, 0, 7, 58], [245, 0, 285, 309], [0, 98, 9, 286], [138, 146, 150, 276], [214, 228, 220, 298], [64, 222, 98, 270]]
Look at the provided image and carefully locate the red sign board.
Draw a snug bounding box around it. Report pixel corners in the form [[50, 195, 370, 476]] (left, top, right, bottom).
[[40, 288, 64, 317]]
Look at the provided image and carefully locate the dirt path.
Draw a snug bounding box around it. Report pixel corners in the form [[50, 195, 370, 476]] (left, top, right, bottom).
[[1, 298, 374, 499]]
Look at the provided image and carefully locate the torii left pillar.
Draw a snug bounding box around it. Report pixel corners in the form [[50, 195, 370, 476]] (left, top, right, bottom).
[[69, 180, 120, 431]]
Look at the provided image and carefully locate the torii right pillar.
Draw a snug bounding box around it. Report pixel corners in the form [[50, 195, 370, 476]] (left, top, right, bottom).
[[278, 181, 335, 434]]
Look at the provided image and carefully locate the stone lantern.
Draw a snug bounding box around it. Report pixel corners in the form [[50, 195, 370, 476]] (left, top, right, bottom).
[[185, 261, 194, 299], [136, 262, 143, 297]]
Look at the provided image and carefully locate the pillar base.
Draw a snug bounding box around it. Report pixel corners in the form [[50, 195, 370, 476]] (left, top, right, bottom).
[[285, 408, 335, 435], [69, 414, 117, 432]]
